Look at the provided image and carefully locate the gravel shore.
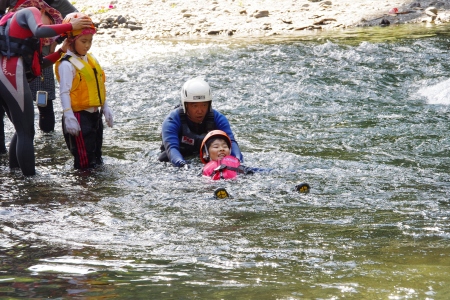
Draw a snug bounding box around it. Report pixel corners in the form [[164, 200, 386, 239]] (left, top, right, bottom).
[[70, 0, 450, 42]]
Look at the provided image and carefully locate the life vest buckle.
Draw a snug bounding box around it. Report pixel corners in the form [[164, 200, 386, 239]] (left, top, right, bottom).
[[213, 164, 227, 172]]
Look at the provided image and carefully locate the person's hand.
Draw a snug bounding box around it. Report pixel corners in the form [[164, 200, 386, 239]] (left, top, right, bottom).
[[70, 17, 93, 31], [177, 160, 189, 169], [102, 106, 113, 127], [64, 110, 81, 136]]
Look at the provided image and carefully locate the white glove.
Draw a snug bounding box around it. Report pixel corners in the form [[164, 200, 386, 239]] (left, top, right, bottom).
[[102, 106, 113, 128], [63, 110, 81, 136]]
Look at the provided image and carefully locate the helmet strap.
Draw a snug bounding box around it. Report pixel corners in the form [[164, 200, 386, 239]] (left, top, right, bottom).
[[203, 146, 209, 162]]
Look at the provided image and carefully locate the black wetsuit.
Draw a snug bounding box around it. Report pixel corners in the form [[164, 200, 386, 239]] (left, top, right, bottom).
[[0, 7, 73, 175]]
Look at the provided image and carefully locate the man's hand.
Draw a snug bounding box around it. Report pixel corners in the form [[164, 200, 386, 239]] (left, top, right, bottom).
[[178, 161, 189, 170]]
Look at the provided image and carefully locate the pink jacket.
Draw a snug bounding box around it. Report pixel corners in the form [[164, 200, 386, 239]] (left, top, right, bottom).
[[202, 155, 241, 180]]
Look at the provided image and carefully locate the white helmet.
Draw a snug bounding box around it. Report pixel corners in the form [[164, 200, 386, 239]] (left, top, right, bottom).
[[180, 77, 212, 113]]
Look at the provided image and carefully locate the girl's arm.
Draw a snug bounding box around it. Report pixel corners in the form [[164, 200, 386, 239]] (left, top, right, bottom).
[[58, 60, 74, 111]]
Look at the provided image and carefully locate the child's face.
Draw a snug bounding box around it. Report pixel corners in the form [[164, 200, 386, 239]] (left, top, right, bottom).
[[73, 34, 93, 56], [208, 138, 230, 161]]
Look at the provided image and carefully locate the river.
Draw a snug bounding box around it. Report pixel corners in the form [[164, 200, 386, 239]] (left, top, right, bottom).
[[1, 23, 450, 299]]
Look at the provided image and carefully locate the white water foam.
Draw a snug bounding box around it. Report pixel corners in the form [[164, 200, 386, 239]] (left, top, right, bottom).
[[418, 78, 450, 105]]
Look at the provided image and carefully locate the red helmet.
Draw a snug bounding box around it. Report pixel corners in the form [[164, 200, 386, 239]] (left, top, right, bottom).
[[200, 130, 231, 164], [62, 12, 96, 40]]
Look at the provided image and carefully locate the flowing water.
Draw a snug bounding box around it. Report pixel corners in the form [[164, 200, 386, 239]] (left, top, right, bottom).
[[1, 23, 450, 299]]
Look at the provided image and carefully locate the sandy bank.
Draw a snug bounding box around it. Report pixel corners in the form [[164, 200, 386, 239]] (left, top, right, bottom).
[[69, 0, 450, 42]]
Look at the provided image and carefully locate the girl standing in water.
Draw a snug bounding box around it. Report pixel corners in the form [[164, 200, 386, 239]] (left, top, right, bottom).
[[55, 12, 113, 170]]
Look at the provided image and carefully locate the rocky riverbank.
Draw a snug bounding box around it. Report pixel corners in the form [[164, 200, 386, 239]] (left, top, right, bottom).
[[71, 0, 450, 42]]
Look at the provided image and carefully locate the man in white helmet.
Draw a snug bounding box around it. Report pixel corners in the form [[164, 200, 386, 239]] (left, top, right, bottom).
[[159, 77, 243, 167]]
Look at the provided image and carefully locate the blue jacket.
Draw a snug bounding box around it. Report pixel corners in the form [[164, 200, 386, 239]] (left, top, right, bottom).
[[160, 108, 243, 167]]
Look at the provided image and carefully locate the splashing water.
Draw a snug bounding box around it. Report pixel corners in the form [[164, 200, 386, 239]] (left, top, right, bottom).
[[2, 24, 450, 299]]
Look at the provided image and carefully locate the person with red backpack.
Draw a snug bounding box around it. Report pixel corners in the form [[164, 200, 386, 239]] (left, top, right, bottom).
[[0, 0, 77, 155], [0, 0, 91, 175]]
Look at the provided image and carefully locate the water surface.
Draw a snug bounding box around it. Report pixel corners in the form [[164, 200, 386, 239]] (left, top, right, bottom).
[[1, 23, 450, 299]]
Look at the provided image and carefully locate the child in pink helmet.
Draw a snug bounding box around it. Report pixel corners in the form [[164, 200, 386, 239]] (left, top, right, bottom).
[[200, 130, 252, 180], [201, 130, 311, 197]]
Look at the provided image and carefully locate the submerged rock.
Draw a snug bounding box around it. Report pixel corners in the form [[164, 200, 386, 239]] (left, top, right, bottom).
[[380, 18, 390, 26]]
